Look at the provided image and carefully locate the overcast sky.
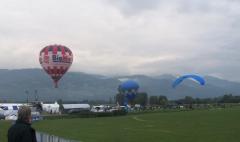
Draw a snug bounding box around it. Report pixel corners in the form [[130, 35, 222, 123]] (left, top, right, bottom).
[[0, 0, 240, 81]]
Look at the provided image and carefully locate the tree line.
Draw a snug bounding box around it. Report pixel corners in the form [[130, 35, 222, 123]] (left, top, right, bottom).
[[115, 93, 240, 106]]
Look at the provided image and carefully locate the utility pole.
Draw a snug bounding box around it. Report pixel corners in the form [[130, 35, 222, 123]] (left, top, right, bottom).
[[34, 89, 38, 101], [25, 90, 29, 104]]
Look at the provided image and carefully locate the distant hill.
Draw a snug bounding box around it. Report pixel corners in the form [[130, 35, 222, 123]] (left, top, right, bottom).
[[0, 69, 239, 102]]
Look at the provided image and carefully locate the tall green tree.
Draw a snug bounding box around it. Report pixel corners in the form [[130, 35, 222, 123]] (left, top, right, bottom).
[[115, 93, 125, 105], [158, 96, 168, 106], [184, 96, 194, 104], [149, 96, 158, 105], [133, 92, 148, 106], [57, 99, 64, 113]]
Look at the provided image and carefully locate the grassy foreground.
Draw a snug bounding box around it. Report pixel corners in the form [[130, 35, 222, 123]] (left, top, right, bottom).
[[0, 120, 11, 142], [1, 108, 240, 142]]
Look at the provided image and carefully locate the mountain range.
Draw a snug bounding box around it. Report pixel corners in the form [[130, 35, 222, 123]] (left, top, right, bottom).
[[0, 69, 239, 102]]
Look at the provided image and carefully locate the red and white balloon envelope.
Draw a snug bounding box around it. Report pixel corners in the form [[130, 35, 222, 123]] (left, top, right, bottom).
[[39, 45, 73, 88]]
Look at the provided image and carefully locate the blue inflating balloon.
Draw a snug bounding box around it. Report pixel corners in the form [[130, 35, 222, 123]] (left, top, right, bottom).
[[119, 80, 139, 91], [126, 93, 136, 100], [172, 75, 205, 88], [119, 80, 139, 105]]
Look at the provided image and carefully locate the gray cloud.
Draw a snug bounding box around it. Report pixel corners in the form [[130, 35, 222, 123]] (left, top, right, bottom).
[[106, 0, 160, 15], [0, 0, 240, 81]]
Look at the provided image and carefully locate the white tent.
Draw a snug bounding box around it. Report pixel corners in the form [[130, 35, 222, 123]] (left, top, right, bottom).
[[41, 102, 60, 114]]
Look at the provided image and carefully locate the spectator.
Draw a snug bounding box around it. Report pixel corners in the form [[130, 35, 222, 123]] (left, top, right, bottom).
[[8, 106, 37, 142]]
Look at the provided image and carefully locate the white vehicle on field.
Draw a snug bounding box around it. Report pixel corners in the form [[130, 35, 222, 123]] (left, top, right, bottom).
[[63, 104, 90, 114], [91, 105, 107, 112]]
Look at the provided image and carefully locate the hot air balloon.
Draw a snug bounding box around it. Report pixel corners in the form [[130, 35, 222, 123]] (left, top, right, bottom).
[[118, 80, 139, 106], [39, 44, 73, 88], [172, 74, 205, 88]]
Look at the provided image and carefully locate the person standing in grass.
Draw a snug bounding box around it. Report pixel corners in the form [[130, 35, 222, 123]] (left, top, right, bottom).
[[8, 105, 37, 142]]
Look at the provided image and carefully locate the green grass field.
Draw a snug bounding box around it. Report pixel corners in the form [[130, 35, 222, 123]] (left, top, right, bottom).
[[1, 108, 240, 142], [0, 120, 11, 142]]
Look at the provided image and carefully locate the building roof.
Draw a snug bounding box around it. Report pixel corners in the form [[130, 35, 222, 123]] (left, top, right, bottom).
[[63, 104, 90, 109]]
